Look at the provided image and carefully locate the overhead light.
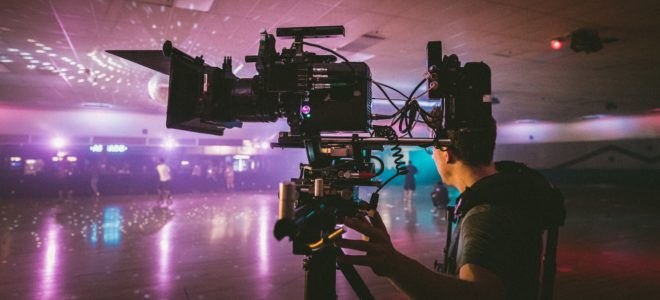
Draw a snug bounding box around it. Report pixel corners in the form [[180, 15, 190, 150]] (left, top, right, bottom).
[[51, 137, 67, 149], [550, 39, 563, 50], [579, 114, 607, 120], [163, 138, 179, 149], [514, 119, 539, 124], [174, 0, 215, 12]]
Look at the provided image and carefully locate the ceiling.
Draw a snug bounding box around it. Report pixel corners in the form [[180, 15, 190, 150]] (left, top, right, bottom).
[[1, 0, 659, 123]]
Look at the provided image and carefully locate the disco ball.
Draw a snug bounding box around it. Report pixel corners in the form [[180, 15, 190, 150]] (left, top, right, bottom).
[[147, 73, 169, 105]]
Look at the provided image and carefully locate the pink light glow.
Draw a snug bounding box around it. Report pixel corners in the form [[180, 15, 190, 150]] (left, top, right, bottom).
[[158, 222, 173, 293], [551, 39, 563, 50], [257, 204, 270, 276], [51, 137, 67, 149], [38, 218, 59, 300]]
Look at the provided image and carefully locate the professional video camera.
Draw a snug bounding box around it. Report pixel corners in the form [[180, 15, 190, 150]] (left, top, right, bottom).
[[108, 25, 492, 299]]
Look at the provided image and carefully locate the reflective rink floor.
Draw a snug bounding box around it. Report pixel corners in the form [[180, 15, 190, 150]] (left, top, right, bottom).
[[1, 184, 660, 299]]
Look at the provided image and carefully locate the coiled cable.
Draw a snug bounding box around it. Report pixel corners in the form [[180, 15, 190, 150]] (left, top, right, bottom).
[[372, 126, 408, 194]]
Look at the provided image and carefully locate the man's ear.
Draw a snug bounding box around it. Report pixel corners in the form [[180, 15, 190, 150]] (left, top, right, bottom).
[[445, 148, 457, 164]]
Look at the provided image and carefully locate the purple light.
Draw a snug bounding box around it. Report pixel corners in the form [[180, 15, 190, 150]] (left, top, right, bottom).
[[162, 138, 178, 149], [51, 137, 67, 149], [301, 105, 311, 114]]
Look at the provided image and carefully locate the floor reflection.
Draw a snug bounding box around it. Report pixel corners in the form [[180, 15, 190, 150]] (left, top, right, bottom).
[[38, 217, 59, 300], [1, 185, 657, 299], [157, 222, 173, 297], [103, 207, 121, 247]]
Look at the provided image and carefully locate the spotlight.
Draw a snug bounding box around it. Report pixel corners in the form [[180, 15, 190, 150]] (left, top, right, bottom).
[[163, 138, 178, 149], [51, 137, 67, 149], [550, 39, 563, 50]]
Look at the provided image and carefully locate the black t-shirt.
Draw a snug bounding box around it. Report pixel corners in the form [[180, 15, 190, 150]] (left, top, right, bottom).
[[447, 161, 565, 300], [456, 203, 543, 300]]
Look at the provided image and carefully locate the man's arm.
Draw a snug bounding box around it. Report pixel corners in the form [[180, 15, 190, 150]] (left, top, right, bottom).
[[337, 212, 504, 300]]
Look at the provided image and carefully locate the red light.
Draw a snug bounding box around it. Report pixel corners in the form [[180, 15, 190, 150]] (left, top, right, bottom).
[[551, 39, 563, 50]]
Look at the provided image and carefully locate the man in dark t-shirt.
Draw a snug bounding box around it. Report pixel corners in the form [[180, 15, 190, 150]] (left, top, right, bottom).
[[337, 118, 560, 299]]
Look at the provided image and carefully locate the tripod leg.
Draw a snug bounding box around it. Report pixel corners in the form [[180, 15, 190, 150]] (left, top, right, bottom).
[[336, 248, 375, 300], [305, 246, 337, 300]]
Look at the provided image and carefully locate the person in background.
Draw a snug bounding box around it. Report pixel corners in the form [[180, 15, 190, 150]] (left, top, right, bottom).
[[403, 160, 418, 210], [224, 164, 235, 191], [191, 163, 203, 193], [56, 161, 73, 199], [431, 179, 450, 219], [156, 158, 173, 206]]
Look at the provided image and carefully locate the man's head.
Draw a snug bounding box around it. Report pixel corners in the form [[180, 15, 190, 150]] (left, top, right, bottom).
[[158, 158, 165, 164], [432, 118, 497, 187]]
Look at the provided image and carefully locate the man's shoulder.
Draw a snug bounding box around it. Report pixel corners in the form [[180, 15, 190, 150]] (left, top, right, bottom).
[[463, 203, 512, 222]]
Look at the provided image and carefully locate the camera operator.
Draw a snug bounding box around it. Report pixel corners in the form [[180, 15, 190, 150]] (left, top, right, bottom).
[[337, 118, 563, 300]]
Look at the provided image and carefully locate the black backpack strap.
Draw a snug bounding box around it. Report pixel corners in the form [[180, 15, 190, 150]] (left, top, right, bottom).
[[539, 226, 560, 300]]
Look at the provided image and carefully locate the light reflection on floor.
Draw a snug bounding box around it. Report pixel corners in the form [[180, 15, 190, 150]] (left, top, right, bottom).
[[0, 185, 659, 299]]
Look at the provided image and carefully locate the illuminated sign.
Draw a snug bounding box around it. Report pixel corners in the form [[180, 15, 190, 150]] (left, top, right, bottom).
[[106, 144, 128, 153], [89, 144, 128, 153], [89, 144, 103, 153]]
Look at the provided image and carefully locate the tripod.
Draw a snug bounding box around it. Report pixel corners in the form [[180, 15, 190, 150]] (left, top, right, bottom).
[[304, 239, 374, 299]]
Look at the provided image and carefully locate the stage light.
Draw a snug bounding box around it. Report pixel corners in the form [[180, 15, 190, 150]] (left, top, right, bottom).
[[260, 141, 270, 149], [233, 155, 251, 160], [163, 138, 178, 149], [551, 39, 563, 50], [301, 105, 312, 118], [66, 156, 78, 162], [26, 159, 37, 164], [10, 157, 22, 162], [51, 137, 67, 149], [51, 157, 61, 162], [180, 160, 190, 166]]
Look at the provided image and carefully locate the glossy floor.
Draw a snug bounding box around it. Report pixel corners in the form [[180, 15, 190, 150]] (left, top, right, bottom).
[[1, 184, 659, 299]]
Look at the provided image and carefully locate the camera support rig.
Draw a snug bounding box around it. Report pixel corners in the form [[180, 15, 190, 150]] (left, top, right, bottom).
[[272, 131, 450, 299]]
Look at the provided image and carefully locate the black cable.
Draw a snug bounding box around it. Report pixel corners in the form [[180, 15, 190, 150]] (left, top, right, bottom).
[[372, 126, 408, 194], [369, 155, 385, 176], [390, 78, 426, 138], [372, 81, 400, 114]]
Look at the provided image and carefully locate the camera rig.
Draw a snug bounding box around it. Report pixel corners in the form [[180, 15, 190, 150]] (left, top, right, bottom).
[[108, 25, 492, 299]]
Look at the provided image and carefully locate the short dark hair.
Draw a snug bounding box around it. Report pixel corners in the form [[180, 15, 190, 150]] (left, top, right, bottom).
[[445, 118, 497, 166]]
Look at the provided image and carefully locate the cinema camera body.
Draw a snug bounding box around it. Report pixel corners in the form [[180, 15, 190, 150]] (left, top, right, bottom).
[[110, 25, 492, 299]]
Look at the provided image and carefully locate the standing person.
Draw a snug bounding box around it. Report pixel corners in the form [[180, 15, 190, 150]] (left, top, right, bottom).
[[337, 118, 566, 300], [431, 179, 450, 219], [155, 158, 173, 206], [403, 160, 418, 210], [191, 163, 203, 193], [224, 164, 235, 191]]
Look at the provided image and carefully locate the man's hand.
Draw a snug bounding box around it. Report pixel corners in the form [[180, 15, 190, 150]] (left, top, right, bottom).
[[335, 211, 403, 277], [336, 210, 506, 300]]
